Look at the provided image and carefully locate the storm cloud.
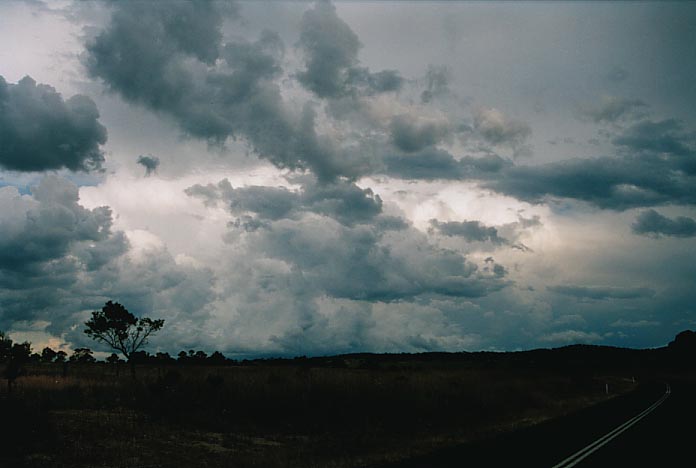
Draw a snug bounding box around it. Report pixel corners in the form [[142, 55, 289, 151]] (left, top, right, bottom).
[[3, 0, 696, 354], [483, 152, 696, 210], [85, 0, 370, 181], [0, 75, 107, 172], [429, 219, 507, 245], [383, 149, 510, 181], [0, 175, 216, 348], [296, 2, 403, 98], [390, 115, 450, 153], [0, 176, 126, 328], [632, 209, 696, 238], [187, 176, 509, 304], [0, 176, 121, 274], [186, 178, 383, 227]]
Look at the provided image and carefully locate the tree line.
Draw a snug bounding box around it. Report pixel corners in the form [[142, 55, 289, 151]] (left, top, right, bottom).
[[1, 301, 241, 388], [4, 300, 696, 392]]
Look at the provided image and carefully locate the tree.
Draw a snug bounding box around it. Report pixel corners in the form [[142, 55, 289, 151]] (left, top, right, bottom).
[[106, 353, 122, 376], [669, 330, 696, 352], [84, 301, 164, 378], [0, 331, 11, 359], [41, 346, 57, 363], [106, 353, 121, 364], [54, 350, 67, 363], [0, 332, 31, 393], [69, 347, 96, 363], [208, 351, 227, 366]]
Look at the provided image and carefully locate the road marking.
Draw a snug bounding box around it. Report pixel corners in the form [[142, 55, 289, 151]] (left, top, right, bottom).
[[551, 383, 671, 468]]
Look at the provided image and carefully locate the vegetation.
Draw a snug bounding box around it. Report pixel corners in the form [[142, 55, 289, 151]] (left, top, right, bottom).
[[84, 301, 164, 378], [0, 330, 31, 393], [1, 306, 695, 467]]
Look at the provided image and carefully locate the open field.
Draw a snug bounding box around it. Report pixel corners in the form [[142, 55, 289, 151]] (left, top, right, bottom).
[[1, 351, 643, 468]]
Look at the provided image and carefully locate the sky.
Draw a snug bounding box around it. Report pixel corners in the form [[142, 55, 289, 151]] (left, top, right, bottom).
[[1, 0, 695, 358]]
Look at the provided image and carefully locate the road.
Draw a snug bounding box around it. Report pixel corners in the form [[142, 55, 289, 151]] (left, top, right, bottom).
[[378, 376, 696, 467]]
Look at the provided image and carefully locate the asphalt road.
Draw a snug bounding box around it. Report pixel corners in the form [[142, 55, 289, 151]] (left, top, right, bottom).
[[379, 375, 695, 468]]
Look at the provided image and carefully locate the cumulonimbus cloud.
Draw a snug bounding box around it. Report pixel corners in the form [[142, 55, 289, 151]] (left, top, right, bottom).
[[0, 75, 107, 172]]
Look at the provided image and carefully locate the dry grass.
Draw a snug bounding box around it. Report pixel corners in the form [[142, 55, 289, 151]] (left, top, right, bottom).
[[1, 363, 636, 468]]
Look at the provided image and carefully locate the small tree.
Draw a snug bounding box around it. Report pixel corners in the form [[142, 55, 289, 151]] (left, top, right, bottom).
[[0, 331, 11, 359], [84, 301, 164, 378], [106, 353, 122, 376], [54, 351, 67, 363], [69, 347, 96, 364], [41, 347, 57, 363], [0, 332, 31, 393]]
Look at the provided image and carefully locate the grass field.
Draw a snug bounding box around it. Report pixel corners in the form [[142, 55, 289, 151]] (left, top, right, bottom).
[[1, 358, 637, 468]]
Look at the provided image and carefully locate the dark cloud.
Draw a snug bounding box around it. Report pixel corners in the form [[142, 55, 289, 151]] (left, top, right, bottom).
[[484, 153, 696, 210], [547, 285, 655, 300], [0, 176, 126, 329], [578, 96, 646, 123], [389, 115, 450, 153], [0, 176, 120, 274], [353, 69, 404, 94], [429, 215, 538, 253], [383, 148, 463, 180], [85, 0, 368, 181], [480, 117, 696, 209], [429, 219, 506, 245], [0, 75, 107, 172], [186, 178, 383, 226], [0, 176, 216, 348], [253, 217, 506, 302], [188, 177, 509, 304], [383, 148, 510, 181], [136, 155, 160, 176], [613, 119, 696, 174], [296, 2, 403, 98], [632, 209, 696, 238]]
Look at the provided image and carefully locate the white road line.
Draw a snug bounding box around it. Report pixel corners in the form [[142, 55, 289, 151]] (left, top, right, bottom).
[[551, 383, 671, 468]]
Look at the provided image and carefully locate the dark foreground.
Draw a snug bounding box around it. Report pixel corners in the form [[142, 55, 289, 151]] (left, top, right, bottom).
[[2, 344, 694, 468], [380, 375, 696, 467]]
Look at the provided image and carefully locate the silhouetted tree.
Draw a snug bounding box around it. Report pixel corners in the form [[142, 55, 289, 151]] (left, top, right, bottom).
[[69, 347, 96, 363], [155, 352, 174, 363], [669, 330, 696, 352], [0, 331, 11, 359], [154, 352, 174, 376], [84, 301, 164, 378], [41, 346, 57, 363], [208, 351, 227, 366], [0, 332, 31, 393], [130, 350, 150, 366], [106, 353, 121, 376], [55, 350, 67, 363]]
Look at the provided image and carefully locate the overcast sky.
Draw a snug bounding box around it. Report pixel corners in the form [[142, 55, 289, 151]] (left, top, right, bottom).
[[1, 0, 695, 357]]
